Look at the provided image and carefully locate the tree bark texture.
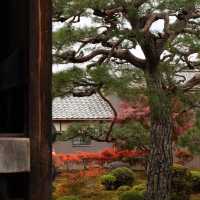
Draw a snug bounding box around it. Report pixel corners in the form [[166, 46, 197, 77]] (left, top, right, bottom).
[[145, 70, 173, 200]]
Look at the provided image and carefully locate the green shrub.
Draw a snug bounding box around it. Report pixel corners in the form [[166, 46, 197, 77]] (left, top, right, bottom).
[[119, 190, 144, 200], [100, 174, 117, 190], [171, 164, 192, 200], [110, 167, 135, 188], [57, 196, 80, 200], [190, 170, 200, 193]]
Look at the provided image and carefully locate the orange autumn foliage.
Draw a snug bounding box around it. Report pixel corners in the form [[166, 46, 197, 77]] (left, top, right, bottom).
[[52, 147, 149, 167]]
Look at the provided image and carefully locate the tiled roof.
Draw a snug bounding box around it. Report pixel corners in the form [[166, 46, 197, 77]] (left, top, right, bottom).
[[52, 93, 114, 120]]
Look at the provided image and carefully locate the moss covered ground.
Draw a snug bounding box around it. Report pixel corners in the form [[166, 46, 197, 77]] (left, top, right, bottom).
[[53, 169, 200, 200]]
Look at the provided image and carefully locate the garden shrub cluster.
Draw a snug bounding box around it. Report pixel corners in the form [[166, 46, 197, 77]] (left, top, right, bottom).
[[190, 170, 200, 193], [101, 167, 136, 190]]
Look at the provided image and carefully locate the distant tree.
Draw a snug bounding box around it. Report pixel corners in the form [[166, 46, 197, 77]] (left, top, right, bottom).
[[52, 1, 200, 200]]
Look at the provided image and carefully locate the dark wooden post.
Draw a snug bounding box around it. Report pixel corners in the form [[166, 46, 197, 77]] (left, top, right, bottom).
[[29, 0, 52, 200]]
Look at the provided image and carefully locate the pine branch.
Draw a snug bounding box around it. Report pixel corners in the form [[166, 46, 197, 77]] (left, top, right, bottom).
[[55, 48, 146, 69], [182, 73, 200, 92]]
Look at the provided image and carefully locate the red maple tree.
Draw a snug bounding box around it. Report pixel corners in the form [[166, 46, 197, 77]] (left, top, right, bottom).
[[116, 97, 195, 138]]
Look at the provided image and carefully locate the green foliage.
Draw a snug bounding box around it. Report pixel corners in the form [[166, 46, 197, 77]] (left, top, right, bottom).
[[53, 0, 114, 19], [190, 170, 200, 193], [119, 190, 144, 200], [53, 61, 146, 101], [112, 122, 149, 150], [171, 164, 192, 200], [110, 167, 136, 188], [158, 0, 200, 10], [57, 196, 80, 200], [100, 174, 117, 190], [88, 65, 146, 100], [52, 67, 85, 97], [53, 26, 96, 49]]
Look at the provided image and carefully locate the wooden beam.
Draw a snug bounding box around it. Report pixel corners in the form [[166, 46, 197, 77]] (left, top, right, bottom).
[[29, 0, 52, 200]]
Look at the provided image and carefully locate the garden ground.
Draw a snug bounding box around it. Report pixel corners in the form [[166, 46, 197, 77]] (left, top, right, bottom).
[[53, 168, 200, 200]]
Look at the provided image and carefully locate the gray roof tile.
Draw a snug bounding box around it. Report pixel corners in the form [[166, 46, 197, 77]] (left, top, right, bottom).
[[52, 93, 114, 120]]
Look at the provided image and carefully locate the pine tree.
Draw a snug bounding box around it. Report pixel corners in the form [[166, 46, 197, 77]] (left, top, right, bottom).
[[52, 1, 200, 200]]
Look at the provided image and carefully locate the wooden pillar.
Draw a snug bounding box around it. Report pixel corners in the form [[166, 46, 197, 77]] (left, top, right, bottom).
[[29, 0, 52, 200]]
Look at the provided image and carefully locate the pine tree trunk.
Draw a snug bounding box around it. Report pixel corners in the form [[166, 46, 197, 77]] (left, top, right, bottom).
[[145, 71, 173, 200]]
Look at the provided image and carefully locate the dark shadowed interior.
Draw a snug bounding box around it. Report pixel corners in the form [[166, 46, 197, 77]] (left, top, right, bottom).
[[0, 0, 29, 199], [0, 1, 28, 134]]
